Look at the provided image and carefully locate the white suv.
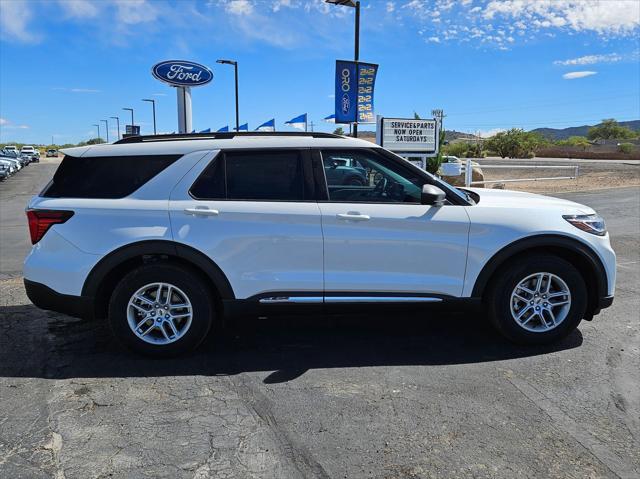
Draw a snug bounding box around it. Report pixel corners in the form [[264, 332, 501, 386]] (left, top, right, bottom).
[[23, 132, 615, 356]]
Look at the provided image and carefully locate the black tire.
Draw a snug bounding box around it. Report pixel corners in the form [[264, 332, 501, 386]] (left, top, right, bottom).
[[108, 263, 215, 357], [486, 254, 587, 345], [345, 176, 364, 186]]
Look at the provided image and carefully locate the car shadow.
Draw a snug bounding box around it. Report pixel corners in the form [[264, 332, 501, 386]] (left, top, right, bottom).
[[0, 304, 583, 383]]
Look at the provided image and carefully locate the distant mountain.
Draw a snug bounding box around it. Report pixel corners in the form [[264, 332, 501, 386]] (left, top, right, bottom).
[[531, 120, 640, 140]]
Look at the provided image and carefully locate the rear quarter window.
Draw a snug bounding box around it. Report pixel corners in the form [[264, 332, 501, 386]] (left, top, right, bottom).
[[43, 154, 180, 199]]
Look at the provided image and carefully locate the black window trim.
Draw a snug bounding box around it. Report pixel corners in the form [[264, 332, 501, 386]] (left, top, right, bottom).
[[315, 147, 470, 206], [188, 147, 318, 203]]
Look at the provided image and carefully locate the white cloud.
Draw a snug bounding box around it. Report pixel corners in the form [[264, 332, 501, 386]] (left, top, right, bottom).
[[58, 0, 99, 19], [483, 0, 639, 35], [562, 71, 598, 79], [273, 0, 292, 12], [114, 0, 158, 25], [386, 2, 395, 13], [152, 93, 167, 97], [427, 36, 441, 43], [479, 128, 505, 138], [0, 0, 40, 43], [225, 0, 254, 15], [53, 87, 101, 93], [0, 118, 30, 130], [0, 118, 7, 126], [554, 52, 632, 65]]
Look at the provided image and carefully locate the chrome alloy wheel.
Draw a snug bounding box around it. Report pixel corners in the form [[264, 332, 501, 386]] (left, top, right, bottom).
[[510, 272, 571, 333], [127, 282, 193, 345]]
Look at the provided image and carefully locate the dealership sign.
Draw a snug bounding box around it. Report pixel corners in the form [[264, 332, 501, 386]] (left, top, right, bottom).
[[335, 60, 378, 124], [378, 117, 438, 153], [152, 60, 213, 87]]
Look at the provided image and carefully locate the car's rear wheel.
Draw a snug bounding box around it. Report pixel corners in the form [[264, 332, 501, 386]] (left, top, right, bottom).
[[108, 263, 214, 357], [486, 255, 587, 345]]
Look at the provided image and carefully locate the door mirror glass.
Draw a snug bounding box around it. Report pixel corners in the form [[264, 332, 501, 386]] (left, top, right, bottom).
[[421, 184, 446, 206]]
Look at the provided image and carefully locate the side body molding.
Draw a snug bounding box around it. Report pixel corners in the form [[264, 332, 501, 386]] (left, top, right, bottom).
[[82, 240, 235, 300]]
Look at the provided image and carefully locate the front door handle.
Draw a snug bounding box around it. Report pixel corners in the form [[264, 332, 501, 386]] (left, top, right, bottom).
[[336, 212, 370, 222], [184, 207, 219, 216]]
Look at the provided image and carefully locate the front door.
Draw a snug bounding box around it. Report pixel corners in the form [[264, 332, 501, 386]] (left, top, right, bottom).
[[317, 149, 470, 298]]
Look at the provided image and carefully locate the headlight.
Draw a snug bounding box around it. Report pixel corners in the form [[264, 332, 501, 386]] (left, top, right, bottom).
[[563, 214, 606, 236]]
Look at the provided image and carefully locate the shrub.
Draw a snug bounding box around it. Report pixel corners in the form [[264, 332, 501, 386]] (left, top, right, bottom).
[[618, 143, 634, 154]]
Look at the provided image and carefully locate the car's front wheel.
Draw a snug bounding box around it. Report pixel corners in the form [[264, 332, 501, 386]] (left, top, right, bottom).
[[486, 255, 587, 345], [108, 263, 214, 357]]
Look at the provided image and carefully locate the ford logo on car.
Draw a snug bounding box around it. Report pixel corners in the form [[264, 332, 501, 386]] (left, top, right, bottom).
[[341, 92, 351, 114], [152, 60, 213, 87]]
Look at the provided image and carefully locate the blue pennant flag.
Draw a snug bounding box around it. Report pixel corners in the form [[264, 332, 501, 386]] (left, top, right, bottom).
[[285, 113, 307, 131], [323, 114, 336, 123], [217, 125, 229, 132], [238, 123, 249, 131], [256, 118, 276, 132], [199, 128, 211, 133], [190, 130, 196, 133]]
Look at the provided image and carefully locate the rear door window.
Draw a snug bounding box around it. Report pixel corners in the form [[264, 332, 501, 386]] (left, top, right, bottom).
[[190, 150, 310, 201], [43, 154, 180, 199]]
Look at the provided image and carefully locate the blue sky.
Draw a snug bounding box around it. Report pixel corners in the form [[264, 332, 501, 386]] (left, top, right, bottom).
[[1, 0, 639, 144]]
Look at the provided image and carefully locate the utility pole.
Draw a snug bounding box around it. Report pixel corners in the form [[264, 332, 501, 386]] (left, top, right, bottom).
[[142, 99, 157, 134], [93, 124, 100, 142], [309, 121, 315, 132], [326, 0, 360, 138], [216, 59, 239, 132], [101, 119, 109, 142], [123, 108, 134, 133], [110, 116, 120, 140]]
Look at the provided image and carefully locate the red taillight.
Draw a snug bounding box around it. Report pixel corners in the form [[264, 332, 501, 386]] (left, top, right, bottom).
[[26, 209, 74, 244]]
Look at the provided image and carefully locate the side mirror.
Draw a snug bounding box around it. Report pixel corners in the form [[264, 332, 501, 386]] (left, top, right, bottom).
[[421, 184, 446, 206]]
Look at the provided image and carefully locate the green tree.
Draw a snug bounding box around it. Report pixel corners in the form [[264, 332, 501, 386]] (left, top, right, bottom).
[[333, 127, 345, 135], [485, 129, 543, 158], [587, 119, 637, 140], [557, 136, 591, 151]]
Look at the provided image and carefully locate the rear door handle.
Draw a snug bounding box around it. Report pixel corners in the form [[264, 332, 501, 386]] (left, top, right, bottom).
[[184, 207, 219, 216], [336, 212, 370, 222]]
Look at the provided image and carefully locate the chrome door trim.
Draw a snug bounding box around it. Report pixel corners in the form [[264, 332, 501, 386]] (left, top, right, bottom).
[[258, 296, 443, 304], [325, 296, 442, 303], [259, 296, 323, 304]]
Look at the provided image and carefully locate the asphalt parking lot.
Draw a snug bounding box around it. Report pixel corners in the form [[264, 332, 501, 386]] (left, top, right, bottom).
[[1, 160, 638, 478]]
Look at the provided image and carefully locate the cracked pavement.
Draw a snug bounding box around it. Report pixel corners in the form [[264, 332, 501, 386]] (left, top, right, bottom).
[[1, 161, 638, 478]]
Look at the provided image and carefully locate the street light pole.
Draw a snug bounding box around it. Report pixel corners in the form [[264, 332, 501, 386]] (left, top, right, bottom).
[[216, 59, 239, 132], [101, 119, 109, 142], [326, 0, 360, 138], [110, 116, 120, 140], [142, 99, 157, 135], [93, 123, 100, 142], [123, 108, 134, 134]]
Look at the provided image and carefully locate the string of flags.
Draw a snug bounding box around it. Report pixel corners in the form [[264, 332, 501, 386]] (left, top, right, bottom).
[[195, 112, 340, 133]]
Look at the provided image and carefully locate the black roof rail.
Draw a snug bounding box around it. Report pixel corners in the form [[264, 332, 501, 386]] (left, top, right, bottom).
[[114, 131, 345, 144]]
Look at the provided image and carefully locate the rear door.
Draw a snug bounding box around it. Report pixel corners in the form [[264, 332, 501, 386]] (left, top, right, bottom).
[[169, 149, 324, 300], [316, 148, 470, 298]]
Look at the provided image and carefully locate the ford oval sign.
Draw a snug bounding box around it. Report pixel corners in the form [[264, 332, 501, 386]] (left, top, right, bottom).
[[152, 60, 213, 87]]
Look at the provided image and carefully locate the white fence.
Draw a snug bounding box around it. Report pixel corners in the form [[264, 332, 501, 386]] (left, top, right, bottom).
[[463, 159, 580, 187]]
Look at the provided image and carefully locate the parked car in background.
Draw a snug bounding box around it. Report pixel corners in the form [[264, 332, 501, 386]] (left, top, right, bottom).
[[0, 162, 9, 180], [0, 156, 20, 173], [0, 158, 15, 177], [46, 149, 58, 158], [24, 131, 615, 357], [4, 145, 18, 154], [323, 156, 368, 186], [20, 145, 35, 156], [30, 149, 40, 162]]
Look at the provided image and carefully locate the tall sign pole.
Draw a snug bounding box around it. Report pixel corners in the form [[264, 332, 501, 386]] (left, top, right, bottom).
[[152, 60, 213, 135], [176, 86, 193, 134], [353, 1, 360, 138]]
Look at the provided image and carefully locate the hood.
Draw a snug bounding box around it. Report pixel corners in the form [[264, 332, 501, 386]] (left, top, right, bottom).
[[464, 187, 594, 214]]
